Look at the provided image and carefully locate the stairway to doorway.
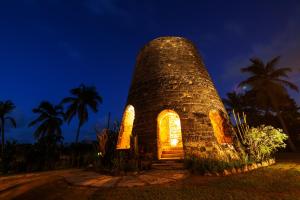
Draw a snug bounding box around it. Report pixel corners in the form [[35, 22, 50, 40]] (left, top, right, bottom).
[[152, 147, 184, 170], [160, 147, 184, 160], [152, 159, 184, 170]]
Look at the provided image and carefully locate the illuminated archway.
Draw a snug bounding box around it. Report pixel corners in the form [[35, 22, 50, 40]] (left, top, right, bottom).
[[116, 105, 135, 149], [209, 109, 232, 144], [157, 110, 183, 160]]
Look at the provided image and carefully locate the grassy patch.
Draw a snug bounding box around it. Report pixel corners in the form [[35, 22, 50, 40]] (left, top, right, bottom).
[[184, 157, 249, 174], [91, 161, 300, 200]]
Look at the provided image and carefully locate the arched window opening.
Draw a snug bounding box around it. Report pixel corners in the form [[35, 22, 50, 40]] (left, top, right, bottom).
[[209, 109, 232, 144], [157, 109, 184, 160], [116, 105, 135, 149]]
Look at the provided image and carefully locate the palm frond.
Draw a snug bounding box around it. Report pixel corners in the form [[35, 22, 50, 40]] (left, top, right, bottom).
[[65, 103, 77, 124], [5, 116, 16, 128], [0, 100, 16, 116], [266, 56, 280, 72], [270, 67, 292, 78], [31, 101, 64, 140], [33, 122, 48, 139], [275, 79, 299, 92], [238, 76, 260, 88], [28, 114, 48, 127], [241, 65, 264, 75], [61, 97, 76, 104]]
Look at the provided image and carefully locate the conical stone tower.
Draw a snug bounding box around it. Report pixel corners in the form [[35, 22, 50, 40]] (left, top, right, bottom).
[[117, 36, 238, 161]]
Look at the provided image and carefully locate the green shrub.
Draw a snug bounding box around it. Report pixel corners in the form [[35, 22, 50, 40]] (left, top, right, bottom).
[[243, 125, 287, 162], [184, 156, 246, 174], [232, 110, 288, 162], [185, 111, 288, 174]]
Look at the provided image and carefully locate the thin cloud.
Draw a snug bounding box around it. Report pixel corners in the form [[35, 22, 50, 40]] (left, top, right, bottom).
[[223, 21, 300, 81], [222, 17, 300, 98]]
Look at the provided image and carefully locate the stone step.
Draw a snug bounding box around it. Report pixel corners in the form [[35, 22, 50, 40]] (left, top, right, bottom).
[[160, 157, 183, 160], [161, 153, 184, 157], [152, 161, 185, 170], [161, 153, 183, 158], [162, 147, 183, 151], [162, 150, 184, 154], [155, 159, 184, 163]]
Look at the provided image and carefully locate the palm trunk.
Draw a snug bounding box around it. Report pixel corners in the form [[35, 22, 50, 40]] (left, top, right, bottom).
[[271, 100, 297, 152], [1, 117, 4, 157], [75, 124, 81, 144], [264, 106, 269, 118], [75, 123, 81, 167], [276, 111, 297, 151]]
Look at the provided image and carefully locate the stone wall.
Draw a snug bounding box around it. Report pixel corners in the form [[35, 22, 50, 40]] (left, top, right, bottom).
[[123, 36, 236, 160]]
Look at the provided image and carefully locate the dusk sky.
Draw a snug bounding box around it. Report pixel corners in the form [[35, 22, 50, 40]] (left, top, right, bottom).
[[1, 0, 300, 143]]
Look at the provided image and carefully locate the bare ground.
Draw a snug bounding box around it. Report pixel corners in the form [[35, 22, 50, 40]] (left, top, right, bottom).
[[1, 153, 300, 200]]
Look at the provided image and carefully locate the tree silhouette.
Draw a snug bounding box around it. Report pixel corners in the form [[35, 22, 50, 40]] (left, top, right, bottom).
[[0, 100, 16, 156], [29, 101, 64, 141], [61, 84, 102, 144], [239, 56, 298, 151], [222, 91, 246, 115]]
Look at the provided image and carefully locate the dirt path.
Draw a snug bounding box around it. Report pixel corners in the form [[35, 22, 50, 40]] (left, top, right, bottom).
[[0, 169, 81, 200], [13, 179, 98, 200], [0, 169, 189, 200], [1, 153, 300, 200]]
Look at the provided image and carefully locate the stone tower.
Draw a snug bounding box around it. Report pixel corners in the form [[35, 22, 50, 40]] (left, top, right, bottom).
[[117, 36, 237, 161]]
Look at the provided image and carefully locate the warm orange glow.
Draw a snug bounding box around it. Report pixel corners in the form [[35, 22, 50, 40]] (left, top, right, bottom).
[[170, 138, 179, 146], [116, 105, 135, 149], [209, 109, 232, 144], [157, 110, 183, 159]]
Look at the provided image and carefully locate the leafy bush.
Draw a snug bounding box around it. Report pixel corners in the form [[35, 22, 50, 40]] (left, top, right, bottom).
[[233, 110, 288, 162], [185, 112, 288, 174], [243, 125, 287, 162]]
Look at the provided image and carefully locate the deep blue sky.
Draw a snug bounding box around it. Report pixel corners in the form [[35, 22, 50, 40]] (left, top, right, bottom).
[[1, 0, 300, 143]]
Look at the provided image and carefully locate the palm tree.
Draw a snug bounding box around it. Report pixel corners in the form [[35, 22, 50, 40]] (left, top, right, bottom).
[[0, 100, 16, 156], [239, 56, 298, 151], [61, 84, 102, 144], [29, 101, 64, 141], [222, 91, 246, 115]]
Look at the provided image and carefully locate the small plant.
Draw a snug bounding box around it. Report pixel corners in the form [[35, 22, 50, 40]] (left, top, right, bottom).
[[111, 150, 138, 174], [96, 125, 119, 171]]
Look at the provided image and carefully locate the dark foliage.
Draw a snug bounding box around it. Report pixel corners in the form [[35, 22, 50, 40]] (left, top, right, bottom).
[[29, 101, 64, 140], [223, 56, 300, 150], [61, 84, 102, 144]]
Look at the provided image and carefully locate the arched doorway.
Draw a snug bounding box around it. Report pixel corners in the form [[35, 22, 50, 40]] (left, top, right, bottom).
[[116, 105, 135, 149], [157, 110, 184, 160]]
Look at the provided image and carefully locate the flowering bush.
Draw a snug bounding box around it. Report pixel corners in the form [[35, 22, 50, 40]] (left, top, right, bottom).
[[232, 111, 288, 162], [243, 125, 288, 162]]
